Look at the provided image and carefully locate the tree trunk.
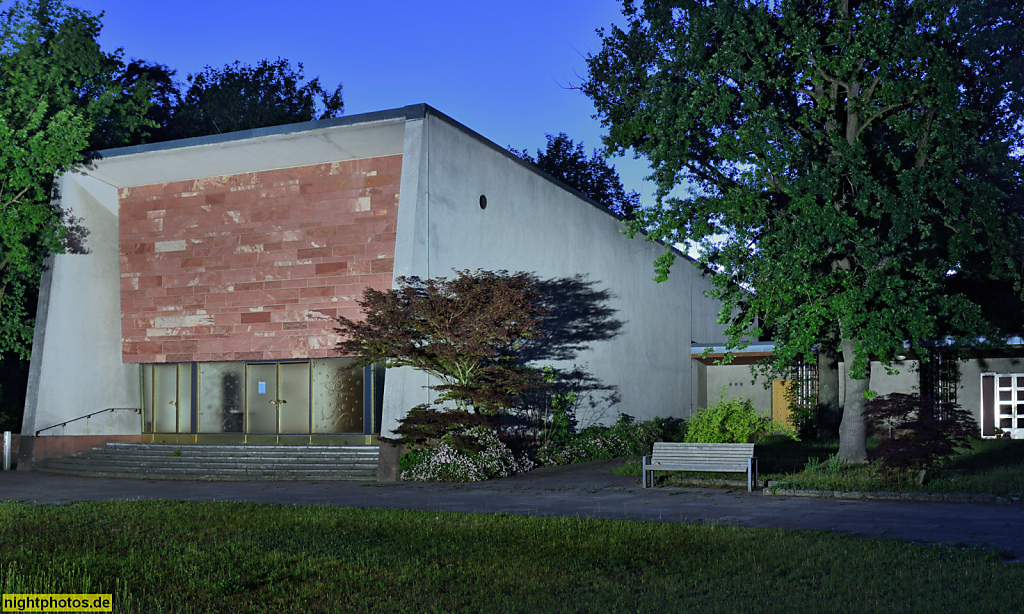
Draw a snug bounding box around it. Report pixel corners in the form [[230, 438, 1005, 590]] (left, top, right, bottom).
[[816, 348, 841, 441], [838, 337, 869, 462]]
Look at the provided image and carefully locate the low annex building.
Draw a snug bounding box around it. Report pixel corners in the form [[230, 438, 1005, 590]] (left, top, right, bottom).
[[20, 105, 727, 473], [691, 340, 1024, 439]]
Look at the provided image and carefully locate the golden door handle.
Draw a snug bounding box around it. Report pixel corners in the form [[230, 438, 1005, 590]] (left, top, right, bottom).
[[169, 400, 177, 406]]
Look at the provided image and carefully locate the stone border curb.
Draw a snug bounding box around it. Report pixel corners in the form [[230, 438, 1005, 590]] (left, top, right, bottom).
[[763, 487, 1021, 504]]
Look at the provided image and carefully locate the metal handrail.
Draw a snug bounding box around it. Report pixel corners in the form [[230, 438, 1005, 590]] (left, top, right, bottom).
[[35, 407, 141, 436]]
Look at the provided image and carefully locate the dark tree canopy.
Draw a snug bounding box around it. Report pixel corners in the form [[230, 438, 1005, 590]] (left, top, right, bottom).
[[336, 270, 549, 415], [157, 58, 343, 141], [0, 0, 152, 357], [118, 59, 180, 145], [585, 0, 1024, 461], [0, 0, 154, 150], [511, 133, 640, 219]]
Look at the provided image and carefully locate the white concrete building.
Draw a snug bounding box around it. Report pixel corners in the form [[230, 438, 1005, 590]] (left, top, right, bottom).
[[20, 105, 728, 474]]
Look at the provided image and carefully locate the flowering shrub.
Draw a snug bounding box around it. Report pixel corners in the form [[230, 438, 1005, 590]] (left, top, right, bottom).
[[402, 412, 692, 476], [400, 427, 534, 482], [534, 430, 631, 466]]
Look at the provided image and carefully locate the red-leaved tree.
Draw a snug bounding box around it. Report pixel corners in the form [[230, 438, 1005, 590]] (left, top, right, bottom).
[[336, 270, 549, 415]]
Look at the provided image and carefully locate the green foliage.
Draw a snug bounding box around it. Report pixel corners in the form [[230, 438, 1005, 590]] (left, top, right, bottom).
[[545, 397, 574, 445], [771, 458, 890, 493], [585, 0, 1024, 462], [765, 438, 1024, 496], [509, 133, 640, 219], [535, 414, 687, 466], [535, 427, 630, 466], [162, 58, 343, 141], [612, 459, 642, 476], [390, 404, 501, 454], [396, 447, 426, 472], [612, 413, 687, 452], [537, 365, 577, 447], [0, 1, 153, 150], [685, 396, 798, 444], [0, 0, 152, 358], [803, 453, 845, 476]]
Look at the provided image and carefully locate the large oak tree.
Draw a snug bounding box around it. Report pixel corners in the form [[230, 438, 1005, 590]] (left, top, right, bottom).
[[585, 0, 1024, 461]]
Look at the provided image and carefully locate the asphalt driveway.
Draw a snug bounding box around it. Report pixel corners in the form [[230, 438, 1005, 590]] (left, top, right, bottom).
[[2, 460, 1021, 561]]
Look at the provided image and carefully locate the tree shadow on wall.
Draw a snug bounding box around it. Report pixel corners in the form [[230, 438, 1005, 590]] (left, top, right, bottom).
[[515, 275, 625, 432], [522, 275, 625, 364]]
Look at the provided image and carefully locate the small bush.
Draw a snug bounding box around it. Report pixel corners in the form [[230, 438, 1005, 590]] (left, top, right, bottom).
[[534, 414, 688, 466], [609, 414, 687, 454], [864, 393, 978, 473], [389, 404, 514, 456], [685, 397, 797, 444], [803, 453, 844, 475], [400, 427, 533, 481]]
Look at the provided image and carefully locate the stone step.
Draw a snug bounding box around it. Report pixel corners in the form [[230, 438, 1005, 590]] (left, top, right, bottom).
[[36, 467, 375, 481], [98, 443, 377, 455], [42, 459, 377, 472], [79, 448, 376, 458], [40, 462, 376, 475], [35, 443, 379, 481]]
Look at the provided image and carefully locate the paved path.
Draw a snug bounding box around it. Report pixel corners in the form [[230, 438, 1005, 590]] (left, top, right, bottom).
[[2, 461, 1022, 560]]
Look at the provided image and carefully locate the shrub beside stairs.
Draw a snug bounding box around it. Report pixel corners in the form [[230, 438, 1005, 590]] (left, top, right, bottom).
[[33, 443, 379, 481]]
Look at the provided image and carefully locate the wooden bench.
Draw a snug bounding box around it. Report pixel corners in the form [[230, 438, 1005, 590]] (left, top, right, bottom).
[[642, 442, 758, 491]]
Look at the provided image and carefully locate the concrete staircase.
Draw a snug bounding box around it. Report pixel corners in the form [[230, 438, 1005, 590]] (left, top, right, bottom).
[[34, 443, 379, 481]]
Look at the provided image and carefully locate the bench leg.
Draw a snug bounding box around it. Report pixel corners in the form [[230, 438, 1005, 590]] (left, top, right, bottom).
[[748, 457, 758, 492]]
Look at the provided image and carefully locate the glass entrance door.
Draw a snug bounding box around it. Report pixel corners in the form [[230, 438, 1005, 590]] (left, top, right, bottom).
[[146, 363, 191, 433], [144, 358, 372, 440], [246, 363, 279, 433], [245, 362, 311, 433], [279, 362, 311, 433]]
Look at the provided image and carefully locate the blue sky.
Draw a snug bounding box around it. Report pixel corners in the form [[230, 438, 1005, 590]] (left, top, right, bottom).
[[69, 0, 658, 206]]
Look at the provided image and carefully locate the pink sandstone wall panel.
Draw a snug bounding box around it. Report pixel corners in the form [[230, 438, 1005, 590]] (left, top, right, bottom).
[[118, 155, 402, 363]]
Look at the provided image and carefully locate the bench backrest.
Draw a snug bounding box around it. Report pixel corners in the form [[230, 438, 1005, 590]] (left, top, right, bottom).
[[650, 442, 755, 469]]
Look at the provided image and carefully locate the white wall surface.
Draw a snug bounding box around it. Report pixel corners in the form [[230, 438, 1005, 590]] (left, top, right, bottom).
[[704, 364, 774, 416], [380, 113, 726, 436], [22, 174, 141, 436]]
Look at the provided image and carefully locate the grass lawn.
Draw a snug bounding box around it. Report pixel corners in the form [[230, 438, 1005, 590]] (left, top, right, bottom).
[[1, 500, 1021, 613], [761, 437, 1024, 496], [617, 438, 1024, 497]]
